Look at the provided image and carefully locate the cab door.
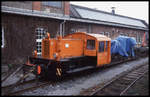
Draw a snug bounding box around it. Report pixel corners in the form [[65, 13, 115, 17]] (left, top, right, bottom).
[[97, 41, 109, 67]]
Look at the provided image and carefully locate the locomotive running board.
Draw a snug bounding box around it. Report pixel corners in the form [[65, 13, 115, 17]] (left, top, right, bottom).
[[28, 57, 57, 65], [66, 66, 95, 73]]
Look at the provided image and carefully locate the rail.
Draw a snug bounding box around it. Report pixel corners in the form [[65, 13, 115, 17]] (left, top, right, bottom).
[[89, 64, 148, 95], [2, 78, 55, 95], [2, 57, 147, 95]]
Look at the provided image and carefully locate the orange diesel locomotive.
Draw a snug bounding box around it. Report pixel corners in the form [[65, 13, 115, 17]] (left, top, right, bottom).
[[26, 32, 111, 79]]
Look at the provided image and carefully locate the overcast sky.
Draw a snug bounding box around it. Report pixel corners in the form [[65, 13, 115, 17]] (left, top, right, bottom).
[[70, 1, 149, 24]]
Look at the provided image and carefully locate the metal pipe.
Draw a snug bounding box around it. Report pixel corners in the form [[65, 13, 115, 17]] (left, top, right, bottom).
[[59, 20, 66, 37], [59, 22, 62, 36], [62, 20, 66, 37]]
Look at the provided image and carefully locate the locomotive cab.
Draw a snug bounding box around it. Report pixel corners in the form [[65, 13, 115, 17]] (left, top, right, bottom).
[[97, 40, 111, 66], [63, 32, 111, 67], [83, 33, 111, 67]]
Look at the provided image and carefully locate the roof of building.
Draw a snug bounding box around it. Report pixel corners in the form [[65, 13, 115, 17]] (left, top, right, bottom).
[[70, 4, 148, 29], [2, 5, 148, 31]]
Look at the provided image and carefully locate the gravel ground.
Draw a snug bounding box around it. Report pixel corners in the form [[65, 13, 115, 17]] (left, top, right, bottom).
[[21, 57, 148, 96], [2, 67, 35, 87], [2, 67, 22, 87]]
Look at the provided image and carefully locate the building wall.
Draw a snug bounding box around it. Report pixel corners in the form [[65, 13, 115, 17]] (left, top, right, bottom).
[[2, 1, 33, 10], [64, 2, 70, 16], [91, 24, 145, 45], [2, 1, 70, 16], [35, 1, 70, 16], [1, 13, 61, 65], [65, 21, 90, 35], [39, 2, 63, 14], [32, 1, 41, 11], [65, 21, 145, 45]]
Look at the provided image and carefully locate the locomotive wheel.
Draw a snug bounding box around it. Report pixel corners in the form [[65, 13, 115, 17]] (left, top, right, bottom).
[[46, 64, 63, 81]]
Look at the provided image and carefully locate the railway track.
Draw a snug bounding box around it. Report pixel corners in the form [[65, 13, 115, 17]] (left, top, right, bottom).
[[2, 66, 23, 83], [2, 79, 55, 96], [2, 66, 54, 96], [107, 57, 135, 67], [1, 57, 145, 96], [82, 63, 148, 96]]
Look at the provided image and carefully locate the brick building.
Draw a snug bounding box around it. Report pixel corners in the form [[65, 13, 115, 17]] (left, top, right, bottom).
[[1, 1, 148, 65]]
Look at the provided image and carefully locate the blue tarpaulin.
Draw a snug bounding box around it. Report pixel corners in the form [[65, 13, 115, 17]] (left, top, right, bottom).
[[111, 36, 137, 57]]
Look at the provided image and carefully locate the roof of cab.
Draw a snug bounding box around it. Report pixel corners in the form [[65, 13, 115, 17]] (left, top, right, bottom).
[[87, 33, 111, 41], [74, 32, 111, 41]]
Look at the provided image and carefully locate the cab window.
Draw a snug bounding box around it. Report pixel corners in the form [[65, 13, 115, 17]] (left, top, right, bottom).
[[87, 40, 95, 50], [105, 41, 108, 51], [99, 41, 104, 52]]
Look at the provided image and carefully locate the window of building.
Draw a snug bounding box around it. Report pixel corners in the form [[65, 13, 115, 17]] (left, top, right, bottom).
[[42, 1, 62, 8], [120, 33, 124, 36], [100, 32, 104, 35], [1, 27, 4, 48], [136, 32, 142, 44], [136, 33, 139, 43], [99, 41, 104, 52], [139, 34, 142, 44], [123, 34, 127, 36], [77, 26, 87, 32], [87, 40, 95, 50], [70, 28, 78, 33], [35, 27, 47, 57], [126, 33, 129, 36], [105, 32, 110, 37], [112, 30, 115, 36], [88, 24, 92, 33]]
